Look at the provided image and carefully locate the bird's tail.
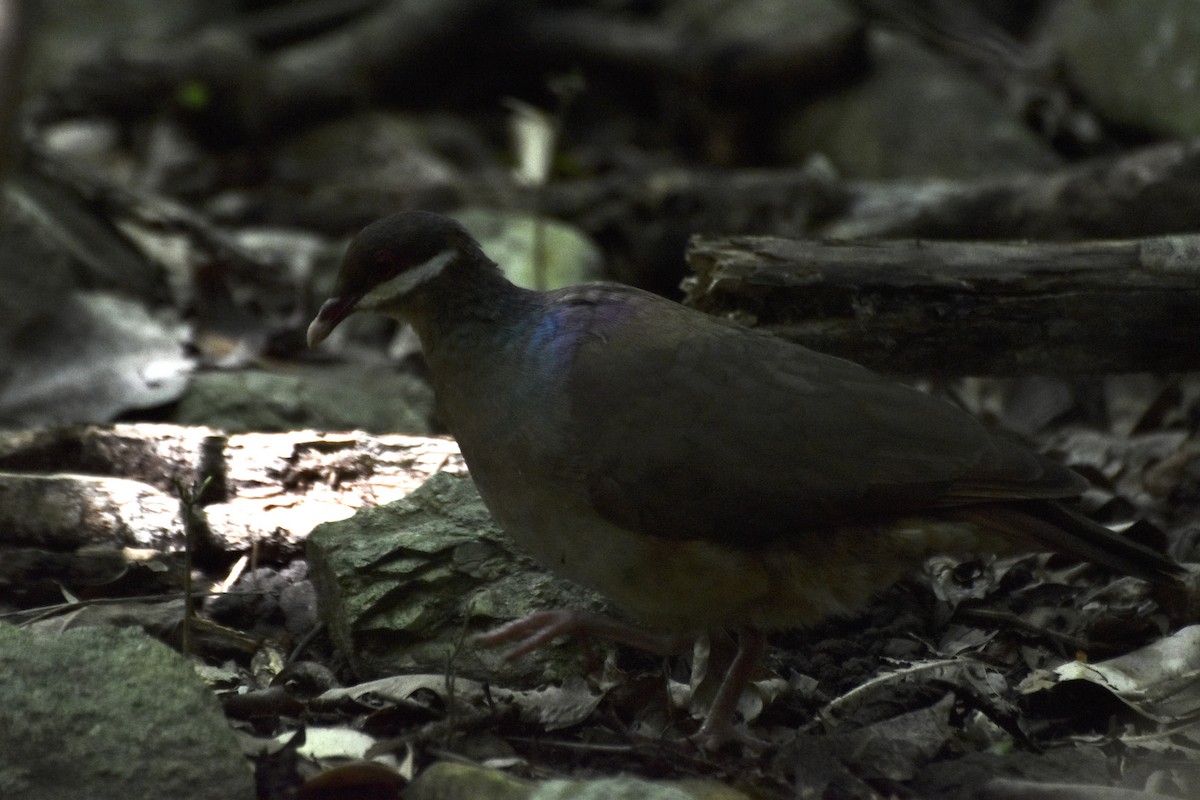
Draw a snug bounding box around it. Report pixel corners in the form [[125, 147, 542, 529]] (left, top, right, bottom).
[[954, 500, 1186, 587]]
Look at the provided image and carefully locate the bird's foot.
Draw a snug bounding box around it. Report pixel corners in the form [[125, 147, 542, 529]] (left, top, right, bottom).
[[689, 720, 772, 753], [478, 613, 773, 752], [476, 609, 691, 660], [688, 627, 769, 751]]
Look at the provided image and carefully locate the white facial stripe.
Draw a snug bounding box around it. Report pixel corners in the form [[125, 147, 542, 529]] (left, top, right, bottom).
[[361, 248, 456, 306]]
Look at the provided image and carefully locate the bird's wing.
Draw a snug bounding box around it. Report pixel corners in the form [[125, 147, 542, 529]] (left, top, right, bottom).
[[555, 285, 1083, 546]]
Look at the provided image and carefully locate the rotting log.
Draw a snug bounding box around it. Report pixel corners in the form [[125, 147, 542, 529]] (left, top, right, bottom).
[[684, 234, 1200, 376]]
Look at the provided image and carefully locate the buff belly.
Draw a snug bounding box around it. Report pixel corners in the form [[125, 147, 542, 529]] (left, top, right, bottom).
[[480, 474, 991, 632]]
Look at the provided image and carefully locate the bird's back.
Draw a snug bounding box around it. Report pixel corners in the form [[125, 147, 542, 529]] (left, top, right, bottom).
[[520, 283, 1083, 547]]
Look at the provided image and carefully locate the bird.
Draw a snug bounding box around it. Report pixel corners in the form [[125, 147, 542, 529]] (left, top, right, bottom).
[[308, 210, 1185, 748]]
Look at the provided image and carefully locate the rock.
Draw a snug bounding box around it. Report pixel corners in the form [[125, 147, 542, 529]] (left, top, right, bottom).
[[777, 31, 1060, 179], [0, 625, 253, 800], [0, 291, 192, 427], [666, 0, 864, 99], [306, 471, 607, 685], [1045, 0, 1200, 139], [172, 365, 435, 435]]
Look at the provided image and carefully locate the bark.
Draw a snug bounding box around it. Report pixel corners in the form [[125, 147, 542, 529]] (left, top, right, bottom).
[[684, 234, 1200, 375]]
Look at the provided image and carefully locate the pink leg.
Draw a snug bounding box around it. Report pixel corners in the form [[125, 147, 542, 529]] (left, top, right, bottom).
[[691, 626, 768, 750], [478, 612, 769, 749], [476, 609, 693, 659]]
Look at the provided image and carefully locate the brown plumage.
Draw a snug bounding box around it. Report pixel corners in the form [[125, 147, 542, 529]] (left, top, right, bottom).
[[309, 211, 1183, 747]]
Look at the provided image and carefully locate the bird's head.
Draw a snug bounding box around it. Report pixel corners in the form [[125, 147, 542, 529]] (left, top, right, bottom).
[[307, 211, 486, 347]]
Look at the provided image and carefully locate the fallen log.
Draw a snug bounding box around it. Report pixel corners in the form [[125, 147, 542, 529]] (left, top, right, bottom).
[[684, 234, 1200, 375]]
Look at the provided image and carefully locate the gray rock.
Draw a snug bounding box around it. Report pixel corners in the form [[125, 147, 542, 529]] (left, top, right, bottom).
[[172, 365, 435, 434], [0, 625, 253, 800], [268, 110, 483, 220], [307, 471, 608, 685], [1046, 0, 1200, 139], [665, 0, 864, 97], [0, 291, 193, 427], [27, 0, 227, 90], [0, 170, 191, 427], [778, 31, 1060, 179]]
